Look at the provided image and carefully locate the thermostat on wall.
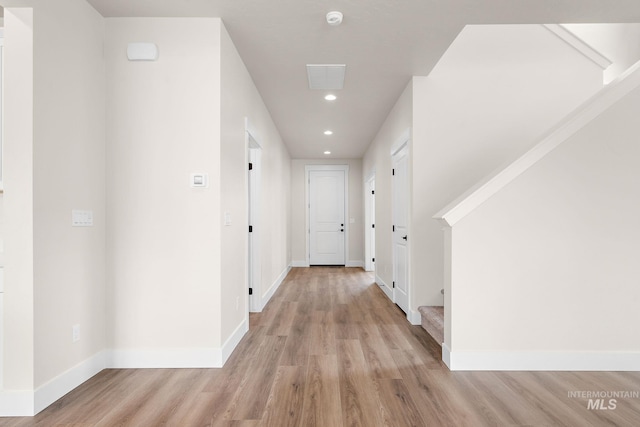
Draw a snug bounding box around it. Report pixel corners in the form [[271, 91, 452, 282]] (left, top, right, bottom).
[[190, 173, 209, 188]]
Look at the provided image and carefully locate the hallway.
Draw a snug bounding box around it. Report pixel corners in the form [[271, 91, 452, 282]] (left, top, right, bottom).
[[2, 267, 639, 426]]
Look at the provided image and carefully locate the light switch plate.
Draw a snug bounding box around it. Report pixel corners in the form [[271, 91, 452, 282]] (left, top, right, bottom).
[[190, 173, 209, 188]]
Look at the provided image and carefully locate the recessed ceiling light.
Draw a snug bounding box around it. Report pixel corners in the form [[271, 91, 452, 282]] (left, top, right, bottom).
[[324, 130, 333, 135], [324, 151, 331, 155], [325, 94, 337, 101]]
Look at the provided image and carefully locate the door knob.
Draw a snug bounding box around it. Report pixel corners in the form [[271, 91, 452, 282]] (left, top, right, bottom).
[[402, 235, 407, 241]]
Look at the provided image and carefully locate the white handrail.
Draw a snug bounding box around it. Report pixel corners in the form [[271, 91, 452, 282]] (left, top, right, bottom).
[[434, 60, 640, 227]]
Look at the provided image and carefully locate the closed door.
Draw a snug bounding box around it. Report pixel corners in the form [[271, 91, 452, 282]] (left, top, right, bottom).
[[366, 176, 376, 272], [309, 170, 345, 265], [248, 145, 261, 312], [392, 145, 409, 313]]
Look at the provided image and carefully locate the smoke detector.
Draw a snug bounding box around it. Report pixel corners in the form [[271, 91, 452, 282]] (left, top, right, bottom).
[[326, 11, 343, 26]]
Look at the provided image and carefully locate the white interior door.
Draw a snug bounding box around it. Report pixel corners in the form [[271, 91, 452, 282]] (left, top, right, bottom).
[[392, 145, 409, 313], [247, 121, 261, 312], [365, 175, 376, 272], [309, 170, 346, 265]]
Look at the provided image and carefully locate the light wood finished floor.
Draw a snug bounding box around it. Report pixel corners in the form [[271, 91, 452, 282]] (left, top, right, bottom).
[[2, 267, 640, 426]]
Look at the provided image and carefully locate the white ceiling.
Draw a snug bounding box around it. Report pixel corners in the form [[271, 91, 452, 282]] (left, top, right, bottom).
[[85, 0, 640, 159]]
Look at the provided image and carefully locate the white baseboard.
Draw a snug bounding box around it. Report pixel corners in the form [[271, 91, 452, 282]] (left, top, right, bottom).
[[346, 260, 364, 268], [442, 343, 452, 369], [34, 351, 106, 414], [221, 317, 249, 365], [290, 260, 309, 267], [107, 347, 222, 369], [407, 309, 421, 326], [375, 274, 393, 301], [0, 351, 106, 416], [255, 265, 291, 312], [446, 350, 640, 371]]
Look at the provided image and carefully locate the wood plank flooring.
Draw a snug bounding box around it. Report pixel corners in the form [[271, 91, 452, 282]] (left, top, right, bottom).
[[2, 267, 640, 426]]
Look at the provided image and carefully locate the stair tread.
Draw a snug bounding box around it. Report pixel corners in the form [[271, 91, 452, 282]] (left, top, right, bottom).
[[418, 306, 444, 347]]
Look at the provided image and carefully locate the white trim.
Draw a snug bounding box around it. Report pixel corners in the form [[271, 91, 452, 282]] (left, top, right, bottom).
[[305, 164, 350, 266], [543, 24, 612, 70], [390, 127, 411, 156], [34, 351, 106, 414], [346, 260, 364, 268], [291, 260, 310, 268], [447, 350, 640, 371], [434, 61, 640, 227], [442, 343, 452, 369], [0, 351, 106, 416], [407, 309, 421, 326], [375, 274, 393, 301], [0, 390, 33, 417], [221, 318, 249, 365], [254, 265, 291, 312], [107, 348, 222, 369]]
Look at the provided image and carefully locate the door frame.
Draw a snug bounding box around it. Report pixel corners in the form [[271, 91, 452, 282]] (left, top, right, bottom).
[[364, 171, 376, 272], [246, 118, 262, 312], [305, 164, 349, 267], [390, 129, 411, 317]]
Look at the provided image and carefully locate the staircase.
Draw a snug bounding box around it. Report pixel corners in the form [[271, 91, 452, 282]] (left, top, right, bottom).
[[418, 306, 444, 347]]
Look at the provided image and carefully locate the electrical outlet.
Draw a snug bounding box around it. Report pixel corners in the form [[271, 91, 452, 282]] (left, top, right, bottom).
[[72, 324, 80, 342]]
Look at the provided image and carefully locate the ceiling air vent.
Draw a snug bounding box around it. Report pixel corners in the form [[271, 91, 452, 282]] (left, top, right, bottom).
[[306, 64, 346, 90]]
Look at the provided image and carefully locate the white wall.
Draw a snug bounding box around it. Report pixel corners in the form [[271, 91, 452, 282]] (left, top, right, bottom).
[[411, 24, 604, 310], [1, 0, 106, 414], [0, 9, 291, 414], [445, 79, 640, 369], [291, 159, 363, 267], [220, 24, 291, 335], [362, 81, 413, 290], [32, 0, 106, 390], [105, 17, 291, 367], [105, 18, 223, 360], [2, 4, 34, 394]]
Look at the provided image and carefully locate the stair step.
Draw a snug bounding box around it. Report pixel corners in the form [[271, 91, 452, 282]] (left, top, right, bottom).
[[417, 306, 444, 347]]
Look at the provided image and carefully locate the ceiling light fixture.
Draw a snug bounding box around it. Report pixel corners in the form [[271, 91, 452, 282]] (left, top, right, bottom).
[[325, 94, 337, 101], [326, 11, 343, 26], [324, 130, 333, 135], [324, 151, 332, 155]]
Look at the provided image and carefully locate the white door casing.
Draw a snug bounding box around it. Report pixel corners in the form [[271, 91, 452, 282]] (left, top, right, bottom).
[[392, 143, 410, 314], [307, 165, 348, 266]]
